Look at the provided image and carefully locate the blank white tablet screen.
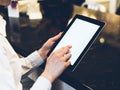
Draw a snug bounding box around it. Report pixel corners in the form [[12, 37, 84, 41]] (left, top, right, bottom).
[[53, 18, 100, 65]]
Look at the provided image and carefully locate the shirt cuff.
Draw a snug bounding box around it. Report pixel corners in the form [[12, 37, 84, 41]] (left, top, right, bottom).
[[30, 76, 52, 90], [27, 51, 44, 67]]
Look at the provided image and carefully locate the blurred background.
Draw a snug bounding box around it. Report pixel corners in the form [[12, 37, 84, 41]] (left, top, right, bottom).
[[17, 0, 120, 17]]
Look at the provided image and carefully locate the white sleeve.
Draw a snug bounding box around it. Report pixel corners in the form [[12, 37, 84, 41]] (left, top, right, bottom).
[[0, 51, 16, 90], [30, 76, 52, 90], [20, 51, 44, 75]]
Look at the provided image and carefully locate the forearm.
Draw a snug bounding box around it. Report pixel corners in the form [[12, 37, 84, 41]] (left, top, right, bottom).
[[20, 51, 44, 75], [30, 76, 52, 90]]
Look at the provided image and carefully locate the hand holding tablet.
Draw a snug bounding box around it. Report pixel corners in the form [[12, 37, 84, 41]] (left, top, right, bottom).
[[48, 14, 105, 71]]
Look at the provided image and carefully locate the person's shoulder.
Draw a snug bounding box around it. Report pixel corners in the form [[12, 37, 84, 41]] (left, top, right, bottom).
[[0, 15, 3, 18]]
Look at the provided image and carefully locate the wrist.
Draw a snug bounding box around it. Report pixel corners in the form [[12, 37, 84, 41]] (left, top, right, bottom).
[[41, 71, 55, 83], [38, 49, 46, 60]]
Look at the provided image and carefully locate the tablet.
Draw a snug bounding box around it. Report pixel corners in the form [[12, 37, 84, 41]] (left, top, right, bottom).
[[48, 14, 105, 71]]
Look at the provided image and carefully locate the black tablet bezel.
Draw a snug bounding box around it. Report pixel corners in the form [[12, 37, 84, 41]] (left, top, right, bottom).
[[48, 14, 105, 71]]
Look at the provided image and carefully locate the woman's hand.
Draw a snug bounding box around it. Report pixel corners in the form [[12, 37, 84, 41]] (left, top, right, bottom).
[[38, 32, 62, 60], [41, 45, 72, 83]]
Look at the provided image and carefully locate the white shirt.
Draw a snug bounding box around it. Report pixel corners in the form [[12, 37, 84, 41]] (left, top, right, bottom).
[[0, 15, 51, 90]]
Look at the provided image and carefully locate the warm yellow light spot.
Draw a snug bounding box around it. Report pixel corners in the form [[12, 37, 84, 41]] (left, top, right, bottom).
[[99, 37, 105, 43]]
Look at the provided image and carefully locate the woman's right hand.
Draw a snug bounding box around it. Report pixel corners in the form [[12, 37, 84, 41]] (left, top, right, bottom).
[[41, 45, 72, 83]]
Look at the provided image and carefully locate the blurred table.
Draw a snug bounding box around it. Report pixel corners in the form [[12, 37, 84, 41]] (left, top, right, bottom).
[[6, 5, 120, 90]]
